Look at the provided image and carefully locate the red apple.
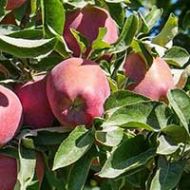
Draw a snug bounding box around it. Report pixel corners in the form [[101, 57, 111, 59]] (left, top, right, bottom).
[[0, 12, 17, 25], [124, 53, 174, 101], [0, 153, 45, 190], [15, 75, 55, 129], [47, 58, 110, 127], [0, 85, 22, 146], [6, 0, 26, 11], [64, 6, 118, 57], [0, 154, 17, 190]]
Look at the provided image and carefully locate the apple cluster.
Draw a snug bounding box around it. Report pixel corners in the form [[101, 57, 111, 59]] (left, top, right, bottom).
[[0, 0, 175, 189]]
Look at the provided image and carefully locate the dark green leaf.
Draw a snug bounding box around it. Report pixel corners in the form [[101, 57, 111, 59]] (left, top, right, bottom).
[[162, 124, 189, 144], [8, 29, 44, 39], [182, 10, 190, 29], [107, 2, 125, 27], [67, 147, 96, 190], [150, 156, 186, 190], [98, 135, 155, 178]]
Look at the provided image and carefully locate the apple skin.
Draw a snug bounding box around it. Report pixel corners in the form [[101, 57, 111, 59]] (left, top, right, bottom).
[[0, 12, 17, 25], [0, 153, 45, 190], [64, 6, 118, 57], [47, 58, 110, 127], [14, 75, 55, 129], [0, 85, 22, 146], [124, 53, 175, 101], [0, 154, 17, 190], [6, 0, 26, 10]]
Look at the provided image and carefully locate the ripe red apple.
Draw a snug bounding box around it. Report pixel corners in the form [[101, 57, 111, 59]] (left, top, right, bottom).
[[0, 85, 22, 146], [6, 0, 26, 10], [15, 75, 55, 129], [124, 53, 174, 101], [0, 12, 16, 25], [0, 153, 45, 190], [47, 58, 110, 127], [0, 154, 17, 190], [64, 6, 118, 57]]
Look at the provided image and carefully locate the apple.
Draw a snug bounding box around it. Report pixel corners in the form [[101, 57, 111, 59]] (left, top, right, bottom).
[[6, 0, 26, 10], [0, 85, 22, 146], [64, 5, 118, 56], [0, 12, 16, 25], [0, 153, 45, 190], [47, 57, 110, 127], [1, 0, 26, 25], [0, 154, 17, 190], [124, 53, 174, 101], [15, 75, 55, 129]]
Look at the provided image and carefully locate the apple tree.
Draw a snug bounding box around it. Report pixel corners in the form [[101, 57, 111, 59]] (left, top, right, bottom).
[[0, 0, 190, 189]]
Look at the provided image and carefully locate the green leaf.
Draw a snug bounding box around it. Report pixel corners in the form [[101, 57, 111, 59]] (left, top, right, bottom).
[[41, 0, 70, 57], [0, 0, 6, 18], [157, 135, 179, 155], [117, 13, 139, 46], [70, 28, 89, 54], [33, 128, 70, 146], [92, 27, 111, 50], [148, 103, 171, 130], [16, 146, 38, 190], [161, 124, 189, 144], [0, 25, 19, 35], [53, 126, 94, 170], [167, 89, 190, 134], [0, 35, 56, 58], [126, 168, 150, 188], [107, 2, 125, 27], [150, 156, 186, 190], [8, 29, 44, 39], [64, 0, 95, 8], [131, 39, 153, 66], [182, 10, 190, 29], [98, 135, 155, 178], [95, 127, 124, 147], [104, 90, 150, 112], [45, 169, 65, 190], [41, 0, 65, 36], [152, 13, 178, 46], [67, 146, 96, 190], [142, 6, 163, 33], [31, 54, 64, 71], [105, 0, 130, 3], [163, 46, 190, 67], [102, 102, 158, 132]]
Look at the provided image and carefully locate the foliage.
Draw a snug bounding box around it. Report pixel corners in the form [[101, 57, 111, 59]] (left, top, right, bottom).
[[1, 0, 190, 189]]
